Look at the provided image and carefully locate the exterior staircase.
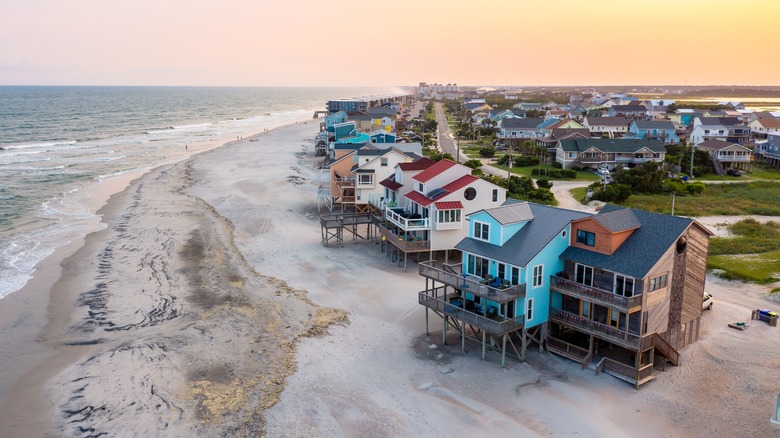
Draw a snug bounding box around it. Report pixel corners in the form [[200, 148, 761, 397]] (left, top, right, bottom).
[[709, 152, 726, 176], [652, 333, 680, 366]]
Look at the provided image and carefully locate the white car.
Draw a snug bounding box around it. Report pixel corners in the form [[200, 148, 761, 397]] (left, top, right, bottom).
[[597, 167, 610, 176], [702, 292, 714, 310]]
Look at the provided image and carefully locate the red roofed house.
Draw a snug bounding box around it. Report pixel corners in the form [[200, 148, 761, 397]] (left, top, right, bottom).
[[376, 159, 507, 267]]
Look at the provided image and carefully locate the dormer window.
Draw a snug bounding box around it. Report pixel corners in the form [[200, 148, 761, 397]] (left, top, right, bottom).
[[418, 182, 424, 192], [473, 221, 489, 241], [576, 229, 595, 246]]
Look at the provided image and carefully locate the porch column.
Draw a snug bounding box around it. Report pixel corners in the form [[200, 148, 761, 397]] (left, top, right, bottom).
[[482, 330, 486, 361], [501, 334, 507, 367], [625, 313, 630, 341]]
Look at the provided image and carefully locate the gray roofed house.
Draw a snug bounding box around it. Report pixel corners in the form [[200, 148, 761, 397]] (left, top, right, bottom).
[[497, 118, 545, 140], [560, 205, 695, 279], [367, 106, 399, 117], [555, 138, 666, 169], [456, 201, 590, 268], [632, 120, 675, 130]]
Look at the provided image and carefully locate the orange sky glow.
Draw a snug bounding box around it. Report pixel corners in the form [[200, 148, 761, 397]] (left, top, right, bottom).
[[1, 0, 778, 87]]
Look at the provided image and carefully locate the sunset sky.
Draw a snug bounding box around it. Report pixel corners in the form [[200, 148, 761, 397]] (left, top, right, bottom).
[[1, 0, 778, 87]]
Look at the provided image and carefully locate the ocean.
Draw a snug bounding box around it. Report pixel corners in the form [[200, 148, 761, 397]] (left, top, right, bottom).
[[0, 85, 400, 299]]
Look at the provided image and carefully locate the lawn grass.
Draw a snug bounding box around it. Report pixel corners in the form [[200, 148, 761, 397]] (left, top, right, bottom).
[[570, 187, 589, 202], [622, 181, 780, 216], [707, 251, 780, 284], [707, 219, 780, 283]]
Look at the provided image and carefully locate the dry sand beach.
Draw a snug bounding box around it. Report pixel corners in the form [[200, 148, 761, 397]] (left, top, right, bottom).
[[1, 120, 779, 437]]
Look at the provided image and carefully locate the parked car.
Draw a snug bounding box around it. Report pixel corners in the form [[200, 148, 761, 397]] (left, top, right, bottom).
[[726, 168, 741, 177], [597, 167, 610, 177], [702, 291, 714, 310]]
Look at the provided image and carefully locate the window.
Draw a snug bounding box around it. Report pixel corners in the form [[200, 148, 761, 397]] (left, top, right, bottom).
[[467, 254, 489, 278], [492, 188, 499, 202], [418, 182, 424, 192], [437, 209, 461, 224], [532, 265, 543, 288], [575, 264, 593, 286], [473, 221, 489, 240], [380, 157, 388, 166], [615, 275, 635, 297], [510, 267, 520, 285], [464, 187, 477, 201], [568, 152, 575, 159], [526, 298, 534, 322], [648, 274, 668, 292], [580, 300, 590, 317], [497, 263, 506, 280], [561, 230, 567, 238], [576, 229, 595, 246], [357, 174, 373, 185]]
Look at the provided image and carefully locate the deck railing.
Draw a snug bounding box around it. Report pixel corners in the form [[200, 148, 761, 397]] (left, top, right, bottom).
[[548, 308, 641, 350], [546, 336, 589, 361], [418, 288, 525, 336], [419, 261, 526, 303], [385, 207, 430, 231], [602, 358, 655, 387], [376, 224, 430, 253], [549, 276, 642, 311]]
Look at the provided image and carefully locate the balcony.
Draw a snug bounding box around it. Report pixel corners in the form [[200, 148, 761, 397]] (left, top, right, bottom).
[[375, 222, 430, 253], [335, 175, 355, 188], [419, 288, 525, 336], [550, 276, 642, 312], [716, 154, 751, 162], [419, 261, 526, 304], [385, 206, 430, 231], [548, 308, 642, 350]]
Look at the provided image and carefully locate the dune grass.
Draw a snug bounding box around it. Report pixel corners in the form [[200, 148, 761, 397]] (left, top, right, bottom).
[[707, 219, 780, 283], [622, 181, 780, 216]]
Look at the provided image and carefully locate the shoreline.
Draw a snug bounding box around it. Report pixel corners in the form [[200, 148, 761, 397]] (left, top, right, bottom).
[[1, 116, 778, 436], [0, 119, 338, 436]]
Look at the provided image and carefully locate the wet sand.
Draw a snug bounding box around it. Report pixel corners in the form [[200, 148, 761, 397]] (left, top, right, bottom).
[[1, 119, 779, 437]]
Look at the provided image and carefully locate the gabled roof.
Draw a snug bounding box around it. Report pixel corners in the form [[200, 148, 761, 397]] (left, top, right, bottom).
[[590, 209, 641, 233], [633, 120, 675, 130], [403, 174, 478, 207], [558, 138, 666, 153], [560, 205, 700, 279], [585, 116, 630, 127], [697, 117, 742, 127], [398, 157, 436, 171], [413, 159, 459, 183], [611, 105, 647, 112], [754, 118, 780, 129], [440, 174, 479, 193], [456, 201, 591, 268], [367, 107, 398, 117], [696, 139, 750, 152], [499, 118, 545, 129], [483, 202, 534, 225]]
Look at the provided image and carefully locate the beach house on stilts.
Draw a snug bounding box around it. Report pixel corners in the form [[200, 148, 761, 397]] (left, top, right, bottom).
[[375, 159, 506, 270], [418, 202, 712, 388], [419, 201, 588, 365]]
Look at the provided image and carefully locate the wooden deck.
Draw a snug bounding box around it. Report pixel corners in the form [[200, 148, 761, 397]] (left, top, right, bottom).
[[549, 276, 642, 312], [419, 289, 525, 336], [419, 261, 526, 304], [548, 308, 644, 351]]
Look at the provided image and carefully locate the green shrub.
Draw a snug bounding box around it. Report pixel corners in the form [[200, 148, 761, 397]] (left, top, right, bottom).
[[464, 159, 483, 170], [536, 179, 553, 189], [479, 147, 495, 158], [551, 161, 563, 168], [593, 183, 632, 203]]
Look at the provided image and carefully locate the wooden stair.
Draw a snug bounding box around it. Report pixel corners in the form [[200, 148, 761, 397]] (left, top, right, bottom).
[[652, 333, 680, 366]]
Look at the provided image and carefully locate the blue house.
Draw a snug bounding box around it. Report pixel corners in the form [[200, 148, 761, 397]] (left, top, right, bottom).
[[324, 111, 347, 132], [418, 202, 712, 388], [419, 201, 588, 364], [628, 120, 679, 144], [333, 121, 357, 141]]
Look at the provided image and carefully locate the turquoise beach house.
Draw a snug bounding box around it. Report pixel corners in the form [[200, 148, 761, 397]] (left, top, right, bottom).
[[628, 120, 679, 144], [418, 201, 712, 388]]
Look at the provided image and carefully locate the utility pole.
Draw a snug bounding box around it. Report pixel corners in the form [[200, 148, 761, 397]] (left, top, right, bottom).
[[690, 143, 695, 179], [456, 132, 460, 163], [507, 151, 513, 180], [671, 192, 676, 216]]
